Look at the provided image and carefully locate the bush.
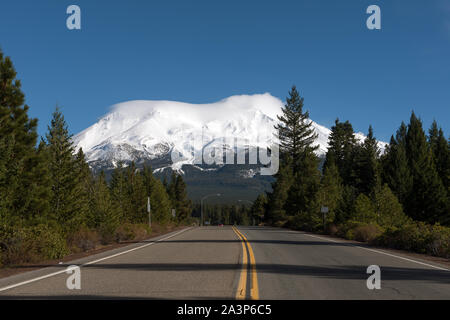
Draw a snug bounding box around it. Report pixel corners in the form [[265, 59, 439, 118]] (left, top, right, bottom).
[[325, 223, 338, 236], [67, 227, 100, 252], [32, 224, 68, 260], [0, 224, 68, 265], [353, 224, 383, 242], [337, 220, 383, 242], [115, 223, 151, 242], [373, 222, 450, 258]]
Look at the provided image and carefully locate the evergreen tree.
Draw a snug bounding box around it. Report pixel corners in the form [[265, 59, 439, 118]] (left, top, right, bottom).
[[167, 171, 177, 204], [373, 184, 410, 228], [353, 184, 409, 228], [123, 162, 147, 223], [353, 193, 376, 223], [266, 157, 294, 225], [74, 148, 92, 225], [317, 161, 342, 225], [381, 122, 413, 205], [405, 112, 447, 223], [46, 108, 86, 233], [270, 86, 320, 229], [250, 194, 268, 225], [324, 119, 357, 185], [274, 86, 318, 174], [428, 121, 450, 191], [110, 162, 127, 222], [285, 152, 321, 230], [174, 174, 192, 222], [91, 171, 120, 243], [0, 50, 49, 226], [352, 126, 380, 195], [23, 141, 52, 225], [141, 165, 172, 225]]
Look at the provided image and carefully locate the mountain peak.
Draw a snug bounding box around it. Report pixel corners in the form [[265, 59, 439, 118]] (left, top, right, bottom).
[[73, 94, 386, 172]]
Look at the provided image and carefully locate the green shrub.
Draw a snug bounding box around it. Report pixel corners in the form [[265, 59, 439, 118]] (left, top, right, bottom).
[[353, 224, 383, 242], [32, 224, 68, 260], [373, 222, 450, 258], [337, 220, 383, 242], [0, 224, 68, 265], [67, 227, 100, 252], [115, 223, 151, 242]]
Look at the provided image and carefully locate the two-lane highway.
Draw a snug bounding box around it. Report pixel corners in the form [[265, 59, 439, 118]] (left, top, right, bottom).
[[0, 226, 449, 299]]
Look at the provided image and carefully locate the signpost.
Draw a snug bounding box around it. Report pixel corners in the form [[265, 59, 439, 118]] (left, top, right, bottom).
[[147, 197, 151, 228]]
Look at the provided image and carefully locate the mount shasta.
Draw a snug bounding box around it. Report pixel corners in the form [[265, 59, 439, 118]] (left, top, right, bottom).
[[73, 94, 386, 202]]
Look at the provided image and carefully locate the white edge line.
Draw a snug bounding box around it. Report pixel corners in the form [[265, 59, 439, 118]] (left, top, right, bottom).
[[303, 233, 449, 271], [0, 227, 193, 293]]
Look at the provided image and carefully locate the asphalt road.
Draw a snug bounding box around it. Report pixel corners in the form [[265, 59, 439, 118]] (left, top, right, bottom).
[[0, 226, 449, 299]]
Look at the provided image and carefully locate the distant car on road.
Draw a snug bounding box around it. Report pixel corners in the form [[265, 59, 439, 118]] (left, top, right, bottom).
[[218, 224, 224, 227]]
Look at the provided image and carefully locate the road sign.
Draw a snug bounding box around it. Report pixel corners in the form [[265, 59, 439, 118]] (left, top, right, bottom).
[[172, 209, 176, 218], [321, 206, 329, 213]]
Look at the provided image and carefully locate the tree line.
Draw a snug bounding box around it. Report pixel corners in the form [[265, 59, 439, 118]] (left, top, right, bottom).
[[0, 50, 192, 266], [254, 86, 449, 257]]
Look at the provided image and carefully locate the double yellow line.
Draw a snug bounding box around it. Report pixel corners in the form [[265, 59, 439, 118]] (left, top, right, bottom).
[[232, 226, 259, 300]]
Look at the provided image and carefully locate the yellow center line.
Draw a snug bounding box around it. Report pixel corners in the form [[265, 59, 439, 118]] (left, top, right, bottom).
[[232, 226, 259, 300], [232, 226, 247, 300]]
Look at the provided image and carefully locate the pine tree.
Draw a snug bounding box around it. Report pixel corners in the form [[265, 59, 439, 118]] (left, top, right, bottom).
[[428, 121, 450, 191], [381, 122, 413, 205], [274, 86, 318, 174], [285, 152, 321, 229], [23, 141, 52, 225], [0, 50, 49, 226], [91, 171, 120, 243], [250, 194, 268, 225], [110, 162, 127, 223], [46, 108, 86, 233], [141, 165, 172, 225], [373, 184, 409, 228], [352, 126, 380, 195], [266, 157, 294, 225], [174, 174, 192, 222], [123, 162, 147, 223], [324, 119, 357, 185], [317, 160, 342, 225], [74, 148, 92, 225], [167, 171, 177, 205], [270, 86, 321, 229], [405, 112, 447, 224], [353, 184, 409, 228]]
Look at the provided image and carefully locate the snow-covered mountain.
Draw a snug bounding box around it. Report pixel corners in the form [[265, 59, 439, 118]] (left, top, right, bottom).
[[73, 93, 386, 174]]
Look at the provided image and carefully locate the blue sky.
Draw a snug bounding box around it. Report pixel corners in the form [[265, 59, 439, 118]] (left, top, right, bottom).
[[0, 0, 449, 141]]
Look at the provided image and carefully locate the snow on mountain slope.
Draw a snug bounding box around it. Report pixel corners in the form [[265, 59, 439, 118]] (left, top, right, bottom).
[[72, 93, 386, 171]]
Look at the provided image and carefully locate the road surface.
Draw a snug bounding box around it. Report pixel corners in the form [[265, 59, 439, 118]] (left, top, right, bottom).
[[0, 226, 449, 299]]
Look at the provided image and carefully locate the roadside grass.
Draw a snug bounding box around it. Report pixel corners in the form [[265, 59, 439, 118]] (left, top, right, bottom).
[[277, 219, 450, 259], [0, 221, 189, 272]]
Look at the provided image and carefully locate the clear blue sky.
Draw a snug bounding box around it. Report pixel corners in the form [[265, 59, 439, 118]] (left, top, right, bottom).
[[0, 0, 449, 141]]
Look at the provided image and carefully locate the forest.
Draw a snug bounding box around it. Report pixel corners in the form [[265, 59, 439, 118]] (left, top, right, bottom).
[[0, 50, 193, 267], [1, 49, 449, 269]]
